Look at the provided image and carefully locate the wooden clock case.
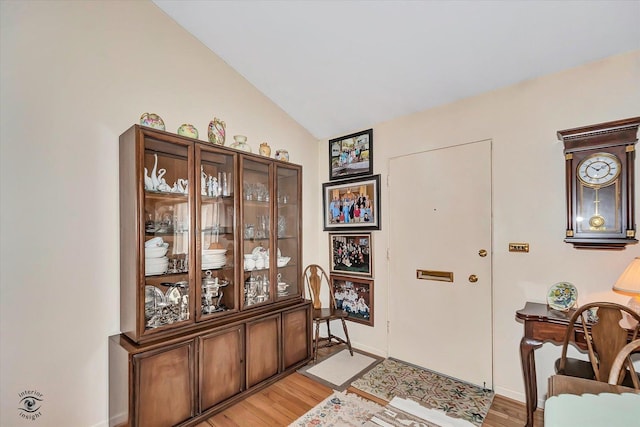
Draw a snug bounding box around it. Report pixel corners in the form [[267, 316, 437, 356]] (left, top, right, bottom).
[[558, 117, 640, 249]]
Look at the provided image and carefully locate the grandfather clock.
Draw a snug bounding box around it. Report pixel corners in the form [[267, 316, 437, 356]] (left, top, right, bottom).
[[558, 117, 640, 249]]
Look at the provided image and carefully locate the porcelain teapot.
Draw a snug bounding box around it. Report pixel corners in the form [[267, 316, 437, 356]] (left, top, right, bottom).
[[259, 142, 271, 157]]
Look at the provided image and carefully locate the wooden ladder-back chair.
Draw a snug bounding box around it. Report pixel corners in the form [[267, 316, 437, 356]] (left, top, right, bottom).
[[556, 302, 640, 387], [608, 338, 640, 390], [302, 264, 354, 362]]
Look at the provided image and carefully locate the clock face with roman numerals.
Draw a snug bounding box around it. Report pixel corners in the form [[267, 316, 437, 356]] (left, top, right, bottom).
[[577, 153, 621, 187]]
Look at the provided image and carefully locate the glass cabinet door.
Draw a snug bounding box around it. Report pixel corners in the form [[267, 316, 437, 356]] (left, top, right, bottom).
[[241, 158, 273, 309], [197, 147, 237, 319], [142, 138, 193, 332], [275, 165, 301, 300]]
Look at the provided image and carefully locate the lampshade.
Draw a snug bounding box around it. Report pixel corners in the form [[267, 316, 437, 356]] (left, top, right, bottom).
[[613, 257, 640, 313]]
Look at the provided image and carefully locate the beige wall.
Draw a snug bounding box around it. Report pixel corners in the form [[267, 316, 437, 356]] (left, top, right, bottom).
[[0, 2, 319, 426], [322, 50, 640, 403]]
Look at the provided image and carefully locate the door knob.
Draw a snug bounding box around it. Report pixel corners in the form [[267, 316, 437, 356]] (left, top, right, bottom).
[[468, 275, 478, 283], [478, 249, 487, 257]]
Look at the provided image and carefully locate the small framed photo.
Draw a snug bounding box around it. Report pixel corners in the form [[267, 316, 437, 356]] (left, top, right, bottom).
[[322, 174, 381, 231], [331, 274, 374, 326], [329, 233, 373, 277], [329, 129, 373, 181]]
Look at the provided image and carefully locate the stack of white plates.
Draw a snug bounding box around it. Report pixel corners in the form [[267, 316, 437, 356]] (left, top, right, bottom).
[[145, 239, 169, 276], [145, 256, 169, 276], [145, 245, 168, 258], [202, 248, 227, 270]]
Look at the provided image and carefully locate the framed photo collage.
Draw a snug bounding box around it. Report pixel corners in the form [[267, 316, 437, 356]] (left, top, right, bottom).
[[324, 129, 378, 326]]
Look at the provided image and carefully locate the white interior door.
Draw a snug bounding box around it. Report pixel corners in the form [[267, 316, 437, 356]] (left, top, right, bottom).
[[388, 140, 493, 389]]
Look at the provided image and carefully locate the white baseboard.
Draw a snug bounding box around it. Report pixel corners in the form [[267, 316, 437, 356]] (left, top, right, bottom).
[[493, 386, 545, 409], [350, 341, 387, 358]]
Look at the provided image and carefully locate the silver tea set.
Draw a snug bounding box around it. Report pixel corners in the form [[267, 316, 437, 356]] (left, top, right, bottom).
[[145, 281, 190, 329], [201, 271, 229, 314], [244, 273, 269, 306]]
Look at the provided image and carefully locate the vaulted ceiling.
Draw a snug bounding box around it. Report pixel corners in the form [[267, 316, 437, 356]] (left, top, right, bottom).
[[153, 1, 640, 139]]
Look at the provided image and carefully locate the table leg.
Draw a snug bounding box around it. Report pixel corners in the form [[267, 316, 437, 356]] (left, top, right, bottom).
[[520, 336, 543, 427]]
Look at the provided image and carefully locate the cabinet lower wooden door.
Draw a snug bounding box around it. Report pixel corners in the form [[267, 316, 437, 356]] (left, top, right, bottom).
[[246, 314, 280, 388], [282, 305, 310, 369], [199, 325, 244, 411], [133, 341, 194, 427]]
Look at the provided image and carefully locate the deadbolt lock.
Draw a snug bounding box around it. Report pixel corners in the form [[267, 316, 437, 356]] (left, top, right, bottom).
[[468, 274, 478, 283], [478, 249, 487, 257]]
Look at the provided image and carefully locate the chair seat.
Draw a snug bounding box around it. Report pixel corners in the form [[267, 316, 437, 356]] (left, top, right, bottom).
[[312, 307, 349, 321], [620, 372, 640, 388], [555, 358, 595, 380], [555, 358, 640, 388]]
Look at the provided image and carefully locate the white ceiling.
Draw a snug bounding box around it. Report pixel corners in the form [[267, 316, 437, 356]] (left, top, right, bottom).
[[153, 1, 640, 140]]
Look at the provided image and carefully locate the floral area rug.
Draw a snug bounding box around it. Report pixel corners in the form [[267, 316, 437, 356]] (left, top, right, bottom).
[[350, 358, 494, 426], [289, 390, 383, 427], [366, 396, 476, 427]]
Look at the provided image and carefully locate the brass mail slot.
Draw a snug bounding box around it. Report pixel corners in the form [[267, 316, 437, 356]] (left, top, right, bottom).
[[416, 269, 454, 282]]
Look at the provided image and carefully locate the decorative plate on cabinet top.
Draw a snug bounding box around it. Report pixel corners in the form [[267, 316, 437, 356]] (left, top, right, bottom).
[[140, 112, 165, 131], [546, 282, 578, 311]]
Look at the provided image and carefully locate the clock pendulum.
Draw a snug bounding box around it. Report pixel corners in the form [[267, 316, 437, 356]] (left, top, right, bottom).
[[589, 186, 605, 230], [576, 153, 621, 232]]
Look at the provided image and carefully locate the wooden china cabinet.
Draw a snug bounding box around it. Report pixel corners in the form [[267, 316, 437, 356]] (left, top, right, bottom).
[[109, 125, 311, 427]]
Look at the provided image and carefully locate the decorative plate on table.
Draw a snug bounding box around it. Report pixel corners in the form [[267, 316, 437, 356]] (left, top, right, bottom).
[[547, 282, 578, 311]]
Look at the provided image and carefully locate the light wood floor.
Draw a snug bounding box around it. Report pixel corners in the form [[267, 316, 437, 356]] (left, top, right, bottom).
[[198, 345, 544, 427]]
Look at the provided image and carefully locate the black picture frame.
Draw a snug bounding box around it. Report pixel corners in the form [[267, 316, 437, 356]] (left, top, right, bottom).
[[330, 274, 374, 326], [322, 175, 381, 231], [329, 129, 373, 181], [329, 233, 373, 277]]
